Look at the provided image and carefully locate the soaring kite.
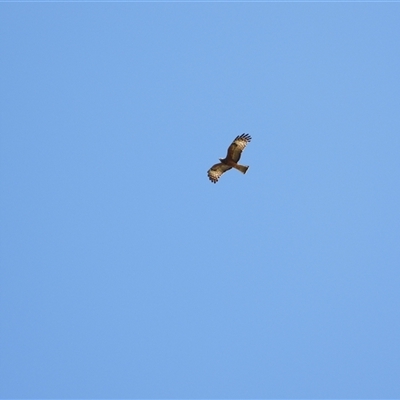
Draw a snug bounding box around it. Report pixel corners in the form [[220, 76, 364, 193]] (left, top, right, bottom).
[[207, 133, 252, 183]]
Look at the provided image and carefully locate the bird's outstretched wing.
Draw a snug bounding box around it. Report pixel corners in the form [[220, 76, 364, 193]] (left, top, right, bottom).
[[207, 163, 232, 183], [226, 133, 252, 162]]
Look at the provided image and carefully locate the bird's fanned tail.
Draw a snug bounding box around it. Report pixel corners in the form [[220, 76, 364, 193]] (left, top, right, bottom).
[[234, 164, 249, 174]]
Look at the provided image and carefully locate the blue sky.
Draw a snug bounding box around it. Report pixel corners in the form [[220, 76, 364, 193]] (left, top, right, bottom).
[[1, 3, 400, 398]]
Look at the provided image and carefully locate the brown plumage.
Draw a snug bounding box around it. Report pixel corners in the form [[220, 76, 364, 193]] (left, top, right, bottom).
[[207, 133, 252, 183]]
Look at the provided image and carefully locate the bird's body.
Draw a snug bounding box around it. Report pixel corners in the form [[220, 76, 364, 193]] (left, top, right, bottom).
[[207, 133, 251, 183]]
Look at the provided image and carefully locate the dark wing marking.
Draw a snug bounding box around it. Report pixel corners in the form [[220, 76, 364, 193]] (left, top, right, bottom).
[[226, 133, 252, 162], [207, 163, 232, 183]]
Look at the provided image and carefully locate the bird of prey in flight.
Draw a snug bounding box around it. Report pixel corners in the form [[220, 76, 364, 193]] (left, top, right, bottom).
[[207, 133, 252, 183]]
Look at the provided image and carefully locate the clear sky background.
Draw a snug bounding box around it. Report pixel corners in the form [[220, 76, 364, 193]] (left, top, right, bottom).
[[1, 3, 399, 399]]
